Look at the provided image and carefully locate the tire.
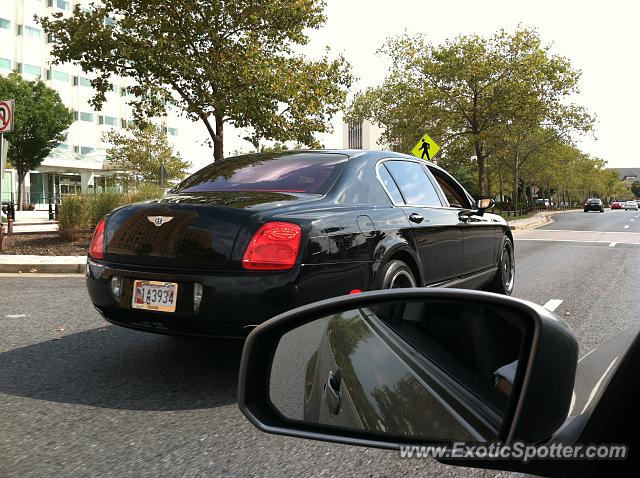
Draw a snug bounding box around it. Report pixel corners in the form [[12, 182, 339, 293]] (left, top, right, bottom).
[[584, 209, 588, 213], [374, 259, 417, 290], [485, 236, 515, 295], [600, 208, 604, 213]]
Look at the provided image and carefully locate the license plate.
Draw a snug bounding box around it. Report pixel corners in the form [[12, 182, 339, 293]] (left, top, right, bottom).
[[132, 280, 178, 313]]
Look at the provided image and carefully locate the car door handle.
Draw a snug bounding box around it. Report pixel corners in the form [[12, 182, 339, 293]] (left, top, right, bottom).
[[409, 213, 424, 224], [324, 369, 342, 415]]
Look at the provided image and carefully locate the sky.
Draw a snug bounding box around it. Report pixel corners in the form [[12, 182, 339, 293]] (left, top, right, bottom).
[[188, 0, 640, 170]]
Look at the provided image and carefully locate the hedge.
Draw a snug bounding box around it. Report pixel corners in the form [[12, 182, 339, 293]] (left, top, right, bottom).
[[59, 184, 165, 241]]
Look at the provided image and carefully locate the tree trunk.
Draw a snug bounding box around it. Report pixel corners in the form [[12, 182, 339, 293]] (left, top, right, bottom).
[[475, 140, 485, 196], [198, 112, 224, 161], [511, 169, 519, 212], [17, 170, 26, 211], [213, 114, 224, 161]]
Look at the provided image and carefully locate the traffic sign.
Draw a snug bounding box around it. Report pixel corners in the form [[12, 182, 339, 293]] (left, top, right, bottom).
[[411, 132, 441, 161], [0, 99, 15, 133]]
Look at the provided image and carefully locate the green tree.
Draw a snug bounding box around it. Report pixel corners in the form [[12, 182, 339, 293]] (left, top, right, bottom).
[[39, 0, 352, 161], [103, 123, 191, 186], [0, 72, 73, 209], [347, 27, 591, 196], [631, 181, 640, 198]]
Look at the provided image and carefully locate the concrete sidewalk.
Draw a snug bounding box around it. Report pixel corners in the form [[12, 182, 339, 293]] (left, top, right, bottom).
[[507, 209, 578, 231], [3, 209, 59, 234], [0, 255, 86, 273], [11, 222, 59, 234]]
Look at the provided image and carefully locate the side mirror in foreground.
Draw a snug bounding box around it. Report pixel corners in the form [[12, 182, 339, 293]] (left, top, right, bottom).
[[477, 196, 496, 211], [238, 289, 578, 450]]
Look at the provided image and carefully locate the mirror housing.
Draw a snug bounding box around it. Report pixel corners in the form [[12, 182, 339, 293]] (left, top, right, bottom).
[[476, 196, 496, 213], [238, 289, 578, 449]]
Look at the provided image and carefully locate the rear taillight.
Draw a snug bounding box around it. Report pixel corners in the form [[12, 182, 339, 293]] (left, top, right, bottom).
[[242, 222, 302, 270], [89, 217, 107, 259]]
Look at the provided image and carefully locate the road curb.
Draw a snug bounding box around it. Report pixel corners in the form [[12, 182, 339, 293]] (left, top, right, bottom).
[[508, 209, 580, 231], [509, 215, 554, 231], [0, 255, 86, 274]]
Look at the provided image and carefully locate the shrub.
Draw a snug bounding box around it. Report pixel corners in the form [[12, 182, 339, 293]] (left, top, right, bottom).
[[58, 195, 90, 241], [58, 184, 165, 242], [87, 193, 121, 227]]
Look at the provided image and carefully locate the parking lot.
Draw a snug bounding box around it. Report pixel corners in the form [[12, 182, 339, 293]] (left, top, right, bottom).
[[1, 211, 639, 477]]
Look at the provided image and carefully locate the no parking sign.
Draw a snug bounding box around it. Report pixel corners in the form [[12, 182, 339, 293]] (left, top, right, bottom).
[[0, 99, 15, 133]]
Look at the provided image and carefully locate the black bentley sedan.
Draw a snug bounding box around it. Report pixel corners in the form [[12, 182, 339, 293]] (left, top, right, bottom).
[[86, 150, 514, 338]]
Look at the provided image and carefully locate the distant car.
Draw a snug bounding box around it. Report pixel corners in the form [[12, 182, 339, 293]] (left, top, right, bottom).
[[624, 200, 639, 211], [535, 198, 550, 207], [611, 201, 624, 210], [584, 198, 604, 213]]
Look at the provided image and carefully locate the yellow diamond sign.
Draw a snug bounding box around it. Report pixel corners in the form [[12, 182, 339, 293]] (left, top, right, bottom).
[[411, 132, 441, 161]]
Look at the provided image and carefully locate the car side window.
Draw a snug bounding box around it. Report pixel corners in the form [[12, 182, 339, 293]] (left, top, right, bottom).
[[377, 164, 405, 204], [383, 161, 443, 207], [429, 167, 472, 209], [370, 301, 521, 414]]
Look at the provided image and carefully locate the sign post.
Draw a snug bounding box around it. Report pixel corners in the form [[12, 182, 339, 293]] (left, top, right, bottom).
[[411, 132, 441, 163], [0, 99, 15, 210]]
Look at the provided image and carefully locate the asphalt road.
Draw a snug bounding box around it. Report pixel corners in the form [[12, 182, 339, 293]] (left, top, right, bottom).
[[1, 209, 639, 477]]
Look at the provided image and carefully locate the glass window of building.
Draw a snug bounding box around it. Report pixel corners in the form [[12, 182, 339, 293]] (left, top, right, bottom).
[[79, 77, 92, 87], [24, 26, 42, 38], [0, 58, 11, 70], [99, 116, 118, 126], [80, 112, 94, 122], [22, 64, 42, 76], [80, 146, 95, 155], [167, 127, 178, 136], [0, 18, 10, 30], [52, 70, 69, 82], [348, 121, 363, 149], [56, 0, 71, 11]]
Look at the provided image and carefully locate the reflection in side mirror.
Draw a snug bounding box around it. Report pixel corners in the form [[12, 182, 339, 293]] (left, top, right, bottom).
[[477, 197, 495, 210], [269, 299, 527, 443], [239, 289, 578, 452]]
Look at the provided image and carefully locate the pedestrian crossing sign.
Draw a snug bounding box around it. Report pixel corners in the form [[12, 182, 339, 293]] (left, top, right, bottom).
[[411, 132, 441, 161]]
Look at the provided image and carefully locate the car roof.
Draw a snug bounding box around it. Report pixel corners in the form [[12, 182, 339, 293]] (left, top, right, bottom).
[[271, 149, 438, 166]]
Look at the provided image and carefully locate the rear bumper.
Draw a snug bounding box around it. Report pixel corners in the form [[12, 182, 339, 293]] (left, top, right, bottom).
[[584, 205, 603, 211], [86, 259, 372, 338]]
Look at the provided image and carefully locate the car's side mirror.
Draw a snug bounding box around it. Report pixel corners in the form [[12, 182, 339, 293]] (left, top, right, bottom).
[[477, 196, 495, 211], [238, 289, 578, 452]]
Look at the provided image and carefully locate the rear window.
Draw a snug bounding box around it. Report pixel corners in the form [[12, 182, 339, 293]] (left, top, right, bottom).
[[174, 152, 349, 195]]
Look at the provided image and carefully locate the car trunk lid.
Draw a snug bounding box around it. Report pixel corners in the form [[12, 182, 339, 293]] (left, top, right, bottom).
[[103, 192, 311, 270]]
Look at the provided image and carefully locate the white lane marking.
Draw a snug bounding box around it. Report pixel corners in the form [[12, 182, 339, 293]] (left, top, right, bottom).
[[4, 314, 26, 318], [539, 229, 630, 233], [543, 299, 563, 312], [609, 242, 617, 247], [624, 225, 630, 229], [631, 219, 635, 222], [516, 238, 631, 244]]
